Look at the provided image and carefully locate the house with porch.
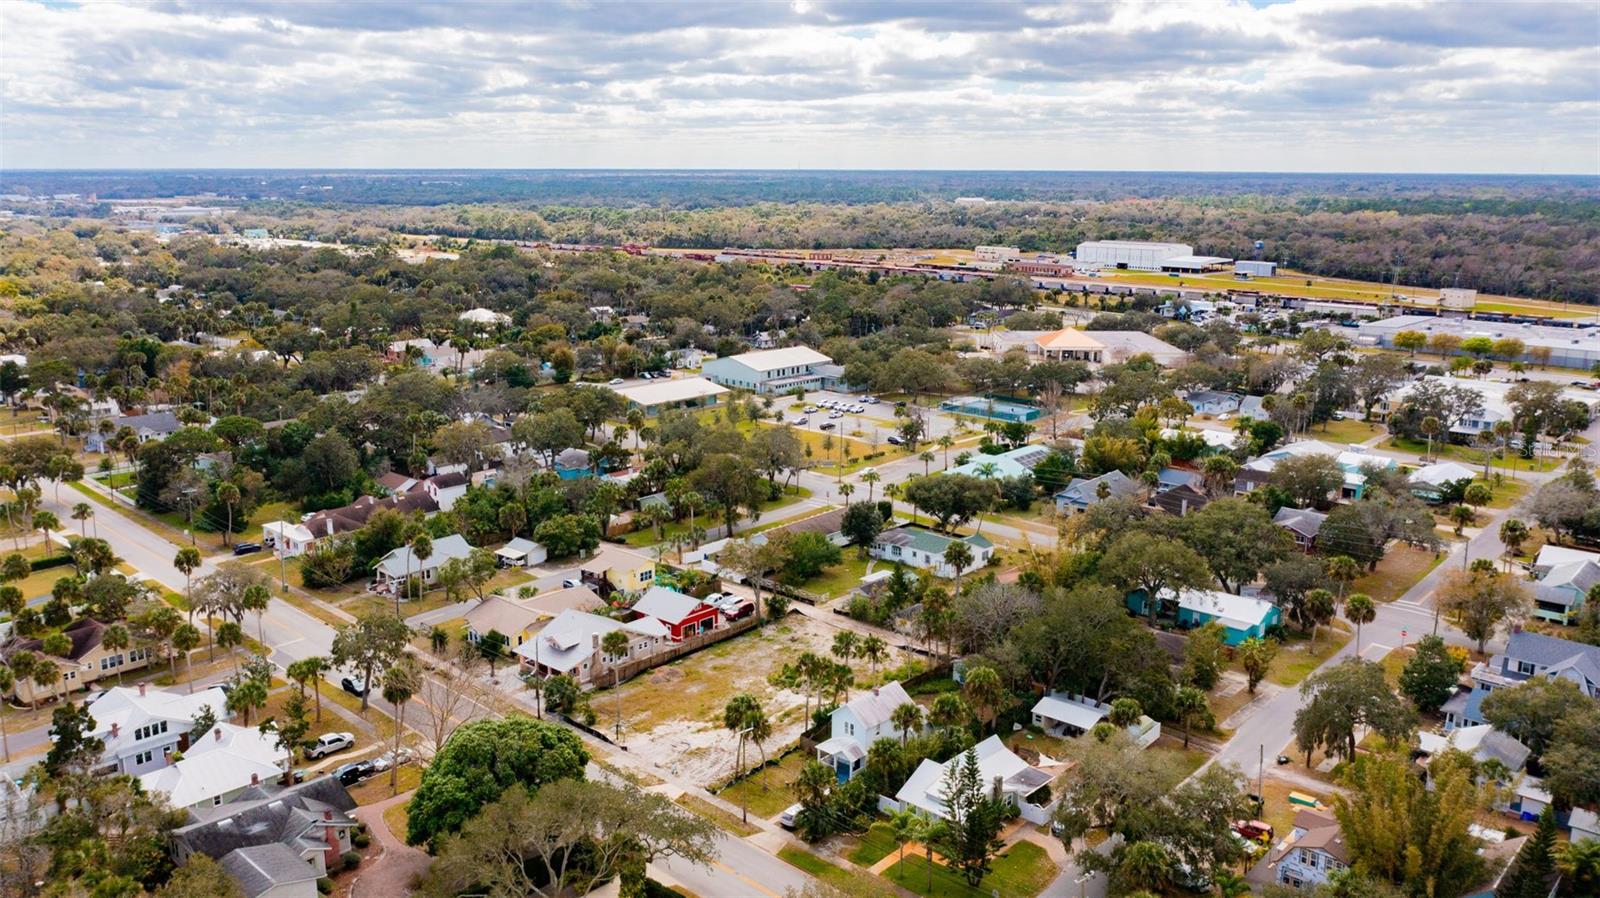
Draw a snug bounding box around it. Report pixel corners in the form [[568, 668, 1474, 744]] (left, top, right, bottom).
[[870, 527, 993, 579], [578, 544, 657, 598], [1273, 507, 1328, 552], [814, 682, 919, 782], [1443, 630, 1600, 730], [1031, 692, 1162, 747], [1238, 440, 1395, 501], [1529, 545, 1598, 624], [1153, 482, 1209, 517], [893, 735, 1061, 826], [1126, 587, 1282, 645], [373, 533, 474, 595], [628, 586, 720, 641], [169, 776, 357, 886], [1269, 808, 1350, 890], [1, 619, 156, 705], [1185, 390, 1243, 416], [514, 609, 668, 688], [139, 723, 293, 811], [80, 684, 231, 777], [1055, 470, 1139, 513], [494, 537, 547, 568], [1407, 461, 1478, 504]]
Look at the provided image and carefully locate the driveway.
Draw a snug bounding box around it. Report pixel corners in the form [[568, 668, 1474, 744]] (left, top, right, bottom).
[[350, 791, 431, 898]]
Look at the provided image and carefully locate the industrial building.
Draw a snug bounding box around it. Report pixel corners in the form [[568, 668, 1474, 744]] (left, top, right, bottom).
[[701, 346, 843, 394], [1159, 255, 1235, 274], [610, 376, 729, 416], [974, 245, 1023, 263], [1351, 315, 1600, 370], [1235, 260, 1277, 277], [1074, 240, 1193, 271]]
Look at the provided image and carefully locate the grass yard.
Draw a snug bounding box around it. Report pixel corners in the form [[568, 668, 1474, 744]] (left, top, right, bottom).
[[1003, 729, 1072, 762], [884, 841, 1055, 898], [717, 748, 809, 819], [846, 821, 901, 867], [1349, 545, 1444, 603], [346, 764, 423, 805], [382, 799, 410, 845], [1150, 736, 1211, 778], [782, 552, 872, 600], [1258, 778, 1331, 846], [1307, 418, 1385, 444], [675, 794, 760, 837], [1267, 627, 1352, 687], [776, 846, 861, 892], [1386, 437, 1564, 474], [622, 484, 813, 548]]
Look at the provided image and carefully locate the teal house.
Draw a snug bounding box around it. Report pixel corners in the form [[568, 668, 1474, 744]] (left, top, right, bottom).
[[1126, 587, 1281, 645]]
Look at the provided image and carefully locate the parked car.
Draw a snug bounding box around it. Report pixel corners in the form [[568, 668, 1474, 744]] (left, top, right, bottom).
[[305, 732, 355, 760], [341, 676, 368, 697], [562, 577, 583, 588], [886, 435, 904, 445], [334, 760, 375, 785], [639, 372, 654, 379], [863, 396, 879, 404], [791, 416, 809, 425], [232, 542, 262, 556], [779, 803, 803, 829], [608, 377, 624, 385], [804, 406, 819, 413], [370, 748, 416, 772], [819, 422, 836, 431], [828, 410, 843, 419]]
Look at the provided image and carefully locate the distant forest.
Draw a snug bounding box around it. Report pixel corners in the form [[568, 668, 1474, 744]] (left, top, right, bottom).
[[3, 169, 1597, 302]]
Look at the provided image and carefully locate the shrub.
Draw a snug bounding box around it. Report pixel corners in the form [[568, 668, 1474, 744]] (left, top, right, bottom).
[[317, 878, 333, 894], [341, 851, 362, 871], [351, 831, 370, 849]]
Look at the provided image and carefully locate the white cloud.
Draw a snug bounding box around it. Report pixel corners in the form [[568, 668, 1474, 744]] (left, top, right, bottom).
[[0, 0, 1594, 172]]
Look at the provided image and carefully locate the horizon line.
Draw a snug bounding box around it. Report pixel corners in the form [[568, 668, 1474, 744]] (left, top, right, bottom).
[[3, 166, 1597, 179]]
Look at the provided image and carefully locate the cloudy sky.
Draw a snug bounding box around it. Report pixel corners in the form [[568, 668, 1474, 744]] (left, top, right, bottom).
[[3, 0, 1597, 173]]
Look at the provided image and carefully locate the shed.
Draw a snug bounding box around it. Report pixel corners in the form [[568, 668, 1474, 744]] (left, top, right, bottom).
[[495, 537, 547, 568]]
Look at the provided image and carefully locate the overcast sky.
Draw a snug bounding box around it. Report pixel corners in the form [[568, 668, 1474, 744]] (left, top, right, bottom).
[[3, 0, 1597, 173]]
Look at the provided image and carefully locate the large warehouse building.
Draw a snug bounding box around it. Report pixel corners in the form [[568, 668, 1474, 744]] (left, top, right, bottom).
[[1349, 315, 1600, 370], [1075, 240, 1194, 271]]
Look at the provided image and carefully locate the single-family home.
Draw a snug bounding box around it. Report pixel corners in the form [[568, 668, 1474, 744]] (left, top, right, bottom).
[[1239, 440, 1395, 501], [1444, 630, 1600, 730], [1155, 467, 1202, 493], [459, 307, 511, 327], [750, 506, 851, 548], [947, 445, 1052, 480], [1153, 482, 1209, 517], [80, 684, 231, 776], [1, 619, 157, 705], [1528, 545, 1599, 624], [1270, 808, 1350, 890], [515, 609, 668, 687], [1030, 692, 1162, 748], [373, 533, 474, 594], [140, 723, 293, 811], [1055, 470, 1140, 513], [870, 527, 993, 579], [701, 346, 835, 394], [553, 447, 594, 480], [1273, 507, 1329, 552], [1416, 724, 1530, 773], [85, 410, 185, 452], [168, 776, 357, 885], [464, 585, 606, 650], [421, 471, 468, 512], [1407, 462, 1479, 504], [218, 842, 320, 898], [1126, 588, 1282, 645], [1185, 391, 1243, 416], [1570, 807, 1599, 843], [494, 537, 547, 568], [669, 347, 704, 370], [814, 682, 919, 782], [629, 586, 720, 641], [578, 544, 658, 597], [262, 490, 439, 558], [894, 735, 1061, 825]]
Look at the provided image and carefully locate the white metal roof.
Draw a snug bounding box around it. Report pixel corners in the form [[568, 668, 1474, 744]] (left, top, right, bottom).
[[1031, 693, 1109, 731], [722, 346, 832, 373], [612, 376, 729, 407]]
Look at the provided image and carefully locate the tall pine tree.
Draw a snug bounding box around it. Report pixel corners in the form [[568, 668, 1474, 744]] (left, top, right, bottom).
[[1497, 805, 1557, 898]]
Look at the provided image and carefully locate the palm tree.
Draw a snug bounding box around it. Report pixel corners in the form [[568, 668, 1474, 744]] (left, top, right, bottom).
[[1498, 518, 1529, 571], [831, 630, 859, 666], [382, 660, 418, 793], [217, 622, 244, 675], [938, 434, 954, 470], [1344, 593, 1376, 654], [1325, 555, 1360, 600], [216, 482, 241, 546], [102, 624, 131, 684], [1173, 686, 1208, 749], [0, 665, 11, 761], [1420, 416, 1442, 461], [287, 655, 329, 721], [859, 634, 888, 676], [602, 629, 630, 741], [961, 665, 1004, 734], [943, 541, 974, 594], [839, 483, 854, 506], [71, 502, 93, 538], [723, 693, 771, 822], [172, 624, 201, 692], [33, 510, 58, 554], [401, 532, 432, 615], [861, 471, 881, 504], [919, 451, 935, 476], [891, 702, 923, 745], [174, 547, 203, 625], [889, 809, 926, 880], [1449, 504, 1475, 536]]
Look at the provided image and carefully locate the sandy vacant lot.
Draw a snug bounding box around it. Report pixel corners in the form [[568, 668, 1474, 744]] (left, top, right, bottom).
[[606, 614, 843, 787]]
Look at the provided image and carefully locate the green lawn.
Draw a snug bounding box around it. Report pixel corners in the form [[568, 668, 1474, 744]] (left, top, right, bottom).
[[884, 841, 1055, 898], [717, 749, 808, 819], [622, 485, 813, 548], [1267, 627, 1352, 687], [777, 846, 864, 892], [1386, 437, 1563, 473], [676, 794, 759, 838], [1349, 544, 1444, 603], [847, 822, 901, 867], [1307, 418, 1385, 444], [782, 553, 872, 599]]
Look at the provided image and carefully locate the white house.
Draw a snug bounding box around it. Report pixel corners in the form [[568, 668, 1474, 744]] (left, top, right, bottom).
[[84, 684, 230, 777], [893, 735, 1061, 826], [870, 527, 993, 579], [515, 609, 668, 687], [814, 683, 919, 782], [374, 533, 474, 593], [1407, 461, 1479, 503], [139, 723, 292, 811], [1271, 808, 1350, 890], [1570, 807, 1599, 843], [700, 346, 836, 394], [459, 307, 511, 327], [421, 471, 469, 513], [1029, 693, 1162, 748]]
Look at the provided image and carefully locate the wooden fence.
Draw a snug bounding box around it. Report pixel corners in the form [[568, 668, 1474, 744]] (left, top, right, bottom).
[[606, 615, 761, 683]]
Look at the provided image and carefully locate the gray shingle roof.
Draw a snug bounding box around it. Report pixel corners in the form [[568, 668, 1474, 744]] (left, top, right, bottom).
[[171, 776, 356, 861], [220, 843, 318, 897], [1503, 630, 1600, 692]]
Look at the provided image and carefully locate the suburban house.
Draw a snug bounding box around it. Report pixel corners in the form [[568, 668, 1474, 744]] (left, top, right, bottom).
[[1443, 630, 1600, 730], [1185, 390, 1243, 416], [1153, 482, 1210, 517], [1030, 692, 1162, 748], [1155, 467, 1202, 493], [1270, 808, 1350, 890], [1571, 807, 1600, 843], [1055, 470, 1140, 513], [1, 618, 156, 704], [894, 735, 1061, 825], [140, 723, 293, 811], [1379, 375, 1600, 442], [82, 684, 230, 776], [1528, 545, 1598, 624], [494, 536, 547, 568], [169, 776, 357, 888], [1273, 507, 1329, 552], [751, 506, 851, 548], [628, 586, 720, 641], [464, 585, 606, 649], [611, 376, 729, 416], [262, 490, 438, 558], [578, 544, 658, 597], [1238, 440, 1395, 501], [1416, 724, 1530, 773], [553, 447, 594, 480], [514, 609, 668, 687], [421, 471, 469, 512], [870, 527, 994, 579], [218, 842, 320, 898], [814, 682, 919, 782], [1126, 588, 1283, 645], [373, 533, 474, 594], [701, 346, 836, 394], [85, 410, 185, 452], [1407, 461, 1479, 504], [947, 444, 1052, 480]]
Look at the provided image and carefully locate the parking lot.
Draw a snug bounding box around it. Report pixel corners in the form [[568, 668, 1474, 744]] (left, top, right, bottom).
[[783, 390, 966, 443]]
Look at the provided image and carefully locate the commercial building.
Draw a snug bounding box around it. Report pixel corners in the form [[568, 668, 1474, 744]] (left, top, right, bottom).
[[701, 346, 837, 394], [610, 376, 728, 416], [1074, 240, 1194, 271], [1159, 255, 1234, 274], [974, 245, 1023, 263], [1351, 315, 1600, 370], [1235, 260, 1278, 277]]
